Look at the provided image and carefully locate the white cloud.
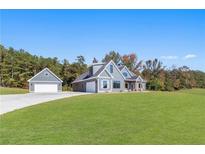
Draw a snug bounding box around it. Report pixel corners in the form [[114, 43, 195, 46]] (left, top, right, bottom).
[[160, 56, 178, 60], [184, 54, 197, 59]]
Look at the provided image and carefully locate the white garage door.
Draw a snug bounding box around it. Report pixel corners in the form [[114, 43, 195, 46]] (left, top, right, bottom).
[[34, 83, 58, 93], [86, 81, 96, 93]]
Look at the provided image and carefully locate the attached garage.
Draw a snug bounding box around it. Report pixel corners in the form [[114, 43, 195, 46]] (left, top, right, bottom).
[[86, 81, 96, 93], [28, 68, 63, 93]]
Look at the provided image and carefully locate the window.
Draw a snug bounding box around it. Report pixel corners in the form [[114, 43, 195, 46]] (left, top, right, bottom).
[[101, 80, 109, 89], [103, 80, 108, 89], [123, 72, 128, 77], [138, 84, 141, 88], [113, 81, 120, 89], [110, 65, 113, 73]]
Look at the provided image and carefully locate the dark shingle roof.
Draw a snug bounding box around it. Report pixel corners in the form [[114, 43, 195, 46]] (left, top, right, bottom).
[[72, 71, 91, 83], [72, 60, 145, 83], [92, 61, 110, 77], [118, 66, 125, 70], [72, 61, 109, 83]]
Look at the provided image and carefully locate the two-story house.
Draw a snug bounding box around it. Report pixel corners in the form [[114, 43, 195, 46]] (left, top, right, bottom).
[[72, 60, 146, 93]]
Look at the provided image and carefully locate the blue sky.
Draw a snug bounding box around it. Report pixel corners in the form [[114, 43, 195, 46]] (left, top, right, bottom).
[[1, 10, 205, 71]]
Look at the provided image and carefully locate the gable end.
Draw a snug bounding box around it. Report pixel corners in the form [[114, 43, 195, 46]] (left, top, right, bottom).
[[28, 68, 62, 82]]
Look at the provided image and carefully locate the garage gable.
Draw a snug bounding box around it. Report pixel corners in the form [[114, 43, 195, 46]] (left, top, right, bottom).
[[28, 68, 62, 82]]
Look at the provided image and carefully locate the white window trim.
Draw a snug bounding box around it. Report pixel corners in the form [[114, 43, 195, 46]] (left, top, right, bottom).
[[110, 64, 113, 73], [101, 79, 109, 89], [113, 80, 121, 89]]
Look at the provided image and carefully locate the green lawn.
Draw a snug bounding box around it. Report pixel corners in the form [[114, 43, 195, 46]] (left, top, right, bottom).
[[0, 87, 28, 95], [0, 89, 205, 144]]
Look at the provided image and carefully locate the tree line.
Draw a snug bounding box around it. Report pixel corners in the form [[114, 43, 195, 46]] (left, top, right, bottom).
[[102, 51, 205, 91], [0, 44, 205, 91]]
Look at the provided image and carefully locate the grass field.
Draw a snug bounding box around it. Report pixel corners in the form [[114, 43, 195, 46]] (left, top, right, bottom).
[[0, 87, 28, 95], [0, 89, 205, 144]]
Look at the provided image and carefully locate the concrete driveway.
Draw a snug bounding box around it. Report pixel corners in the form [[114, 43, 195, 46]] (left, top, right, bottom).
[[0, 92, 90, 115]]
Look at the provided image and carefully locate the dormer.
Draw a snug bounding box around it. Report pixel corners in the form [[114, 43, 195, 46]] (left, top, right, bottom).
[[89, 63, 104, 75]]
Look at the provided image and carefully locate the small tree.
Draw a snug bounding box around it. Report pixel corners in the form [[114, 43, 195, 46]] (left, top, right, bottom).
[[102, 51, 121, 64], [122, 53, 143, 73]]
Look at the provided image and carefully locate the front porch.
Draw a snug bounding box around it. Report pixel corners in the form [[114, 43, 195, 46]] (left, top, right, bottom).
[[125, 79, 145, 91]]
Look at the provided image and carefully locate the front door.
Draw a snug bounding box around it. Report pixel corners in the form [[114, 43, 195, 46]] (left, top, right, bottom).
[[125, 83, 128, 89], [130, 83, 135, 91]]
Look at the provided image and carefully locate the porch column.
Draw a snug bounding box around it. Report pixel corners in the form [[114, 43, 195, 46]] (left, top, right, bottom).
[[136, 82, 138, 91], [135, 82, 137, 91], [97, 78, 100, 92]]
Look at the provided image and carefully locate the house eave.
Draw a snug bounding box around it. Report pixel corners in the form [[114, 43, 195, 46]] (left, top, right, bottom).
[[71, 75, 114, 84], [125, 79, 137, 82], [29, 80, 63, 83], [71, 77, 97, 84]]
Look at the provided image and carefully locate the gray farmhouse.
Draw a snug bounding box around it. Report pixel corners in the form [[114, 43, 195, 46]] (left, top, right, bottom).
[[28, 68, 63, 93], [72, 60, 146, 93]]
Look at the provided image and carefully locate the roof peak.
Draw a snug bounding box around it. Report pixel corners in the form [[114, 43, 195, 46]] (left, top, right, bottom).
[[28, 67, 63, 82]]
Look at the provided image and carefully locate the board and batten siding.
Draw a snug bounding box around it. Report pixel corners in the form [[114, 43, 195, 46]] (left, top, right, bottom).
[[105, 62, 125, 92]]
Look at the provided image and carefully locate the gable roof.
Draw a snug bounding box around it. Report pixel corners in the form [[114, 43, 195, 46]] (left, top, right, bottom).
[[72, 62, 108, 83], [118, 65, 125, 71], [93, 61, 109, 77], [125, 75, 147, 82], [136, 76, 147, 82], [28, 68, 63, 82], [72, 60, 126, 83], [97, 60, 125, 80], [119, 66, 147, 82], [72, 60, 147, 84], [121, 66, 135, 77], [98, 68, 113, 78]]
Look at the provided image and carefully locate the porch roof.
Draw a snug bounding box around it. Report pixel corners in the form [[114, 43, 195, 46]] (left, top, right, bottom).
[[125, 78, 137, 82], [125, 77, 147, 83]]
